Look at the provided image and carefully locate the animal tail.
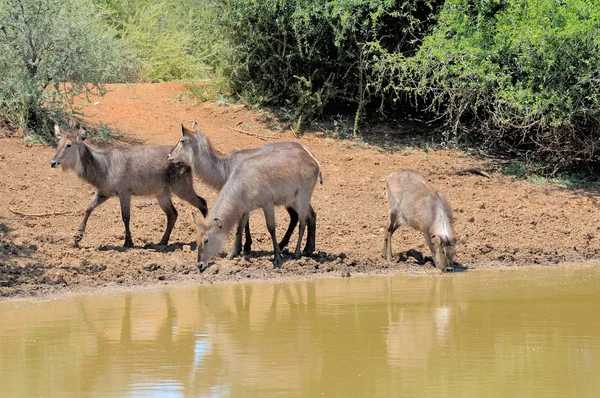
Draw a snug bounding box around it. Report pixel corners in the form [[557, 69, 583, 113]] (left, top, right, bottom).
[[301, 145, 323, 185]]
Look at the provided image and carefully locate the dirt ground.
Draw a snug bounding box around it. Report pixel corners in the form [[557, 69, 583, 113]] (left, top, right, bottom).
[[1, 82, 600, 299]]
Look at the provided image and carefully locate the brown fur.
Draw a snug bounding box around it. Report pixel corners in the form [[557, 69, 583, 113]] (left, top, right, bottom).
[[169, 124, 322, 258], [50, 125, 208, 248], [382, 170, 467, 271], [192, 147, 321, 271]]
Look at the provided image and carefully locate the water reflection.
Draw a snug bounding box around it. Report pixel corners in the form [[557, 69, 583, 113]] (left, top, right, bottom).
[[1, 266, 600, 397], [386, 277, 456, 368]]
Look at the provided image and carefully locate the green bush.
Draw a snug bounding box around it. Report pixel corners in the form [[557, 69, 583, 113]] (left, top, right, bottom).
[[224, 0, 442, 128], [0, 0, 135, 138], [97, 0, 231, 84], [373, 0, 600, 170]]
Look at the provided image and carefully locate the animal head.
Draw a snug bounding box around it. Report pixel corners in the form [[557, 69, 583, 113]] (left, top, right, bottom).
[[50, 124, 87, 170], [192, 212, 224, 271], [167, 123, 197, 165], [430, 234, 468, 271]]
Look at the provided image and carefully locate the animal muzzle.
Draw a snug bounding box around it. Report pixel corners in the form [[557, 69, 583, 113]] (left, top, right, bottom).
[[167, 153, 174, 161], [50, 160, 60, 168], [196, 261, 209, 273]]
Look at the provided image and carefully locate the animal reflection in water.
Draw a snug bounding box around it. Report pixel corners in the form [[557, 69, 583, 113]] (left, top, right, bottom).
[[386, 277, 458, 367], [198, 282, 322, 392]]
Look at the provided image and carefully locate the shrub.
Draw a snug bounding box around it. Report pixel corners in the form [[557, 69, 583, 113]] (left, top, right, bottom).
[[97, 0, 231, 84], [373, 0, 600, 171], [0, 0, 136, 138], [224, 0, 442, 128]]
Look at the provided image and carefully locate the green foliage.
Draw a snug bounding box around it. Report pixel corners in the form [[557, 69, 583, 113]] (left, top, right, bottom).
[[224, 0, 442, 126], [374, 0, 600, 171], [96, 0, 231, 84], [0, 0, 135, 138]]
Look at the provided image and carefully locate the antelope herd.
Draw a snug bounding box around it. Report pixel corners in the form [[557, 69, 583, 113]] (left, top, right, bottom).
[[50, 123, 468, 272]]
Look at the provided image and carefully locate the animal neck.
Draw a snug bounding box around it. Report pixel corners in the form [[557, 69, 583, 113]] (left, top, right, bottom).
[[74, 143, 108, 188], [429, 205, 455, 242], [207, 192, 244, 237], [192, 133, 231, 189]]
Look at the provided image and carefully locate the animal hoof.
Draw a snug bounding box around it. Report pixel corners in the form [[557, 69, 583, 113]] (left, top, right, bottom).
[[123, 240, 134, 249], [226, 251, 239, 260], [74, 232, 84, 246]]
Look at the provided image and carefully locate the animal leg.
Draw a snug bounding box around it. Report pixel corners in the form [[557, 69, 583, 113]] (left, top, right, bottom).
[[383, 211, 398, 262], [303, 206, 317, 255], [263, 204, 282, 267], [157, 192, 178, 245], [172, 183, 208, 217], [75, 193, 109, 247], [228, 213, 248, 260], [293, 217, 307, 259], [119, 192, 134, 248], [278, 207, 298, 250], [243, 217, 252, 254]]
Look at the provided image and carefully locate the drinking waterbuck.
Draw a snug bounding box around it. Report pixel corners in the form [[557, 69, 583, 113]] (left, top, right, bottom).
[[168, 123, 320, 258], [50, 125, 208, 248], [382, 170, 467, 271], [191, 147, 322, 271]]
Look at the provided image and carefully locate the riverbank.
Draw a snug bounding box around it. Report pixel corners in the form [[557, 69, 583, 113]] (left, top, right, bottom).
[[2, 82, 600, 300]]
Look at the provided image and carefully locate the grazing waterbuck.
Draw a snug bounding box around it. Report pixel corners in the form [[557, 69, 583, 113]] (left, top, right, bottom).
[[50, 125, 208, 248], [191, 147, 322, 271], [382, 170, 468, 271], [168, 123, 320, 258]]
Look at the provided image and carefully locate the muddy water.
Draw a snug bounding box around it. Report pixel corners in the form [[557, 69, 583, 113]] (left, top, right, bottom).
[[1, 266, 600, 397]]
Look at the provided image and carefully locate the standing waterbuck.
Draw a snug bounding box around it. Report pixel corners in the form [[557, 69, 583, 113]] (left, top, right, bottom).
[[191, 147, 322, 271], [50, 125, 208, 248], [168, 123, 320, 258], [382, 170, 468, 271]]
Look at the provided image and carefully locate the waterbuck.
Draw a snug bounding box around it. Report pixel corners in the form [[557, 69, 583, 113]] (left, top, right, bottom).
[[50, 125, 208, 248], [382, 170, 468, 271], [191, 147, 322, 271], [168, 123, 319, 258]]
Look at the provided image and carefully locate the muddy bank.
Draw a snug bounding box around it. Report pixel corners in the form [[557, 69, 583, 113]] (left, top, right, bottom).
[[2, 82, 600, 300]]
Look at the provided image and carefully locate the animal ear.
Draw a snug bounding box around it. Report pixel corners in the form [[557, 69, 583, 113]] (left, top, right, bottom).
[[54, 124, 62, 139], [78, 128, 87, 141], [191, 121, 198, 130], [431, 235, 442, 247], [192, 212, 204, 226], [211, 218, 223, 230], [181, 124, 194, 137], [456, 234, 469, 245]]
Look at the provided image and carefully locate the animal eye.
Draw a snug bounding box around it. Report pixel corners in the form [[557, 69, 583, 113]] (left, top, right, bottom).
[[66, 142, 72, 148], [180, 138, 185, 144], [202, 237, 208, 245]]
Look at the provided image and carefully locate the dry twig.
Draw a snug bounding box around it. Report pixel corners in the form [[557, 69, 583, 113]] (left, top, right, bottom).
[[228, 127, 269, 141], [457, 168, 491, 179], [9, 207, 77, 218]]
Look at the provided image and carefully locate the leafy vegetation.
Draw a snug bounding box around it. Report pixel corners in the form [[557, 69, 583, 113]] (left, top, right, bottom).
[[223, 0, 442, 132], [95, 0, 231, 85], [0, 0, 135, 139], [372, 0, 600, 172]]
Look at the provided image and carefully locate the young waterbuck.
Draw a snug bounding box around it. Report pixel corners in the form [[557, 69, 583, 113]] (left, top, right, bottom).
[[191, 147, 322, 271], [168, 123, 320, 258], [50, 125, 208, 248], [382, 170, 468, 271]]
